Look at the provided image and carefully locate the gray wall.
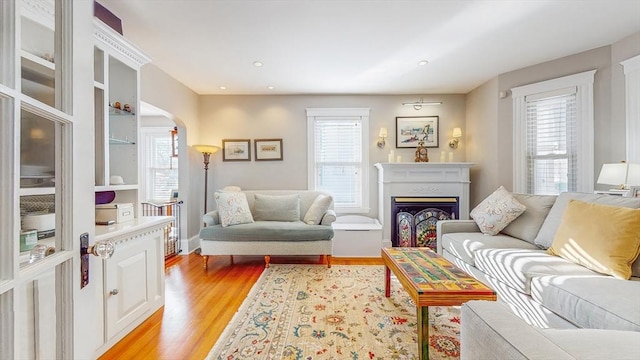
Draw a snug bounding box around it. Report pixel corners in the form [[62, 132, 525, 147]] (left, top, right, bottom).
[[466, 31, 640, 204], [199, 94, 466, 219]]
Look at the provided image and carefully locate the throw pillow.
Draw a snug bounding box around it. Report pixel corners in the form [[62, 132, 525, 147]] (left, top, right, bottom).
[[303, 194, 333, 225], [214, 191, 254, 227], [500, 193, 557, 244], [470, 186, 527, 236], [547, 199, 640, 279], [253, 194, 301, 221]]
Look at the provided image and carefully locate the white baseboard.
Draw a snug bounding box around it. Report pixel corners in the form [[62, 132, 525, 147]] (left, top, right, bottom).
[[180, 236, 202, 255]]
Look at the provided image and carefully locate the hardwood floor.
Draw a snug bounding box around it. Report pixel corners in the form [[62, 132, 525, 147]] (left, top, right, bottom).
[[99, 253, 383, 360]]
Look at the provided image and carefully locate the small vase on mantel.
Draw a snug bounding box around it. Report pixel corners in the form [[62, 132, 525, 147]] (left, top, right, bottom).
[[414, 141, 429, 162]]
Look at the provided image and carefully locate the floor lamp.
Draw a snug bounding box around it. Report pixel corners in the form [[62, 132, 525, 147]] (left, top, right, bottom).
[[193, 145, 221, 214]]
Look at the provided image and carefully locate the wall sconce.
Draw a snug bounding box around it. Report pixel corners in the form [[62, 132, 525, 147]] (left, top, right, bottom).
[[402, 97, 442, 110], [377, 127, 388, 148], [449, 128, 462, 149]]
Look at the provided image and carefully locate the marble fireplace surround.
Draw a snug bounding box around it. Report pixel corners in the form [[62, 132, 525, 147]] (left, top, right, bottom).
[[375, 162, 475, 248]]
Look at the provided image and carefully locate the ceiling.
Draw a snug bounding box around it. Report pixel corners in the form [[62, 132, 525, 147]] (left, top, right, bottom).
[[98, 0, 640, 96]]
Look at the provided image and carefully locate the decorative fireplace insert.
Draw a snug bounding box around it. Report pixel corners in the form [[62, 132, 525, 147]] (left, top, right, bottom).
[[392, 197, 459, 250]]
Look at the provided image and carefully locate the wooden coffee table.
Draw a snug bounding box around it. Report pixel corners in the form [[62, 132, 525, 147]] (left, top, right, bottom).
[[382, 247, 496, 360]]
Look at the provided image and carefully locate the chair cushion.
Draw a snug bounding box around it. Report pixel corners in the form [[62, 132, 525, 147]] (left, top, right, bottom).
[[470, 186, 527, 235], [200, 221, 334, 242], [547, 200, 640, 279], [441, 232, 539, 267], [474, 248, 597, 295], [531, 275, 640, 331]]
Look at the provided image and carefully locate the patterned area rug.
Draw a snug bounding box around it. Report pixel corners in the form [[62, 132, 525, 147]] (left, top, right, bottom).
[[206, 265, 460, 360]]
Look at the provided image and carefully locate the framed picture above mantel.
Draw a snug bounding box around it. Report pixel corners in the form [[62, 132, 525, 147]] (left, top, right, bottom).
[[396, 116, 439, 148]]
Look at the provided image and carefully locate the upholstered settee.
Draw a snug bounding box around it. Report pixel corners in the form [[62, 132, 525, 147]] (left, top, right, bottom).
[[436, 190, 640, 359], [199, 190, 336, 269]]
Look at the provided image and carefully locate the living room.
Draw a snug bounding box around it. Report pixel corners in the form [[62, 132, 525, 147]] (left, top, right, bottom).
[[3, 1, 639, 359]]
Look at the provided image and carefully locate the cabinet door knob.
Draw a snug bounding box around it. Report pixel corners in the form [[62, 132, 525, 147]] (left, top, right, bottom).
[[110, 289, 119, 295]]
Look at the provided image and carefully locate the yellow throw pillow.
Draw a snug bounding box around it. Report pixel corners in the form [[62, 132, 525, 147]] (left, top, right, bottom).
[[548, 199, 640, 279]]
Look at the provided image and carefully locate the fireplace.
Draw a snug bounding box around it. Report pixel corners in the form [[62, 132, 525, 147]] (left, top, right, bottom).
[[392, 197, 458, 249], [375, 162, 474, 249]]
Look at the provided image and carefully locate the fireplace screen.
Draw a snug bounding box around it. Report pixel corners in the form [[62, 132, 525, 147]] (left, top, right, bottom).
[[392, 197, 458, 250]]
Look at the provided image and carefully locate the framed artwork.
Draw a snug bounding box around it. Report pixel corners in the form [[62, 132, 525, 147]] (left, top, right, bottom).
[[396, 116, 439, 148], [254, 138, 283, 161], [222, 139, 251, 161]]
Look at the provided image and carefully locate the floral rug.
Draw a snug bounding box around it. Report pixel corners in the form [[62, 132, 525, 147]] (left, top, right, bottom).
[[206, 265, 460, 360]]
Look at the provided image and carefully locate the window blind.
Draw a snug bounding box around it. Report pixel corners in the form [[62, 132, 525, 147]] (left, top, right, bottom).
[[525, 87, 577, 195], [313, 118, 362, 208]]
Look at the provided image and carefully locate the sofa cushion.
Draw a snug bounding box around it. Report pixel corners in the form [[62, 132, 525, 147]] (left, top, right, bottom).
[[303, 194, 332, 225], [473, 248, 598, 295], [214, 191, 254, 227], [534, 192, 640, 249], [200, 221, 334, 242], [531, 275, 640, 331], [547, 200, 640, 279], [470, 186, 527, 235], [441, 232, 539, 267], [501, 193, 556, 244], [253, 193, 301, 221]]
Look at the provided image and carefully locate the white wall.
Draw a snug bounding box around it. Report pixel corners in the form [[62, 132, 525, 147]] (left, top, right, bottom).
[[199, 94, 466, 219], [466, 32, 640, 204]]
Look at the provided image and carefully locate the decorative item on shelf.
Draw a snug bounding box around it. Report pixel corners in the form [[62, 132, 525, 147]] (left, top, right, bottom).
[[597, 162, 640, 192], [377, 127, 388, 148], [193, 144, 221, 213], [414, 140, 429, 162], [402, 97, 442, 110], [113, 101, 121, 110], [449, 127, 462, 149]]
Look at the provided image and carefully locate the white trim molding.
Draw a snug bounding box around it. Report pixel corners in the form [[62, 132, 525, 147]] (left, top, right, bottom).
[[621, 55, 640, 163], [511, 70, 596, 193]]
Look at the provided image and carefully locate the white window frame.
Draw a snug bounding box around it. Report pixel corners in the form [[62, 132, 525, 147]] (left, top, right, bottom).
[[621, 55, 640, 163], [306, 108, 370, 214], [140, 127, 178, 202], [512, 70, 596, 194]]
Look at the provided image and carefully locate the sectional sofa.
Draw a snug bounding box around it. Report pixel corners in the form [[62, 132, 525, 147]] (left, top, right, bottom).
[[199, 189, 336, 269], [436, 190, 640, 358]]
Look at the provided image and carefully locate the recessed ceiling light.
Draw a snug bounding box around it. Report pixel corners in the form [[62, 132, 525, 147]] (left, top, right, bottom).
[[219, 86, 227, 90], [267, 86, 274, 90], [417, 60, 429, 66], [253, 61, 263, 67]]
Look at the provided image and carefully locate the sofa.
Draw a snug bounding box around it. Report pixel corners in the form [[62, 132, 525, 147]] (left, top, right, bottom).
[[199, 190, 336, 269], [436, 189, 640, 359]]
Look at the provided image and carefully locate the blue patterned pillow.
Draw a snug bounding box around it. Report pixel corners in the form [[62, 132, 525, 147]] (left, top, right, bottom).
[[214, 191, 254, 227]]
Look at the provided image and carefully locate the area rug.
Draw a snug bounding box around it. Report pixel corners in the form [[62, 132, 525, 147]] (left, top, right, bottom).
[[206, 265, 460, 360]]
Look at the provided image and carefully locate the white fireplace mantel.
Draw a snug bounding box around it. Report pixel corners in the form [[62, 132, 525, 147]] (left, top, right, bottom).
[[375, 162, 475, 248]]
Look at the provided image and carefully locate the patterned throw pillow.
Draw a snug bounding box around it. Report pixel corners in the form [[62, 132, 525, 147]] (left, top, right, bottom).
[[470, 186, 527, 235], [214, 191, 254, 227]]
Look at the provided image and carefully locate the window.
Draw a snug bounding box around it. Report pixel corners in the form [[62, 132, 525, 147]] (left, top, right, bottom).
[[512, 70, 596, 195], [307, 108, 370, 213], [141, 128, 178, 201]]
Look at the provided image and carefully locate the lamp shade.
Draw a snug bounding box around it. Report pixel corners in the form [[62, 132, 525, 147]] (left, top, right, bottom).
[[452, 127, 462, 138], [597, 163, 627, 186], [379, 127, 388, 138], [193, 144, 220, 154]]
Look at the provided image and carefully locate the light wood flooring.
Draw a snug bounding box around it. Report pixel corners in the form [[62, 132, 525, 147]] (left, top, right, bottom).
[[99, 253, 383, 360]]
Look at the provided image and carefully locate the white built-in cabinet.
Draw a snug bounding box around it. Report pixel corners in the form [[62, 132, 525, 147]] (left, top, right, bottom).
[[93, 19, 170, 355]]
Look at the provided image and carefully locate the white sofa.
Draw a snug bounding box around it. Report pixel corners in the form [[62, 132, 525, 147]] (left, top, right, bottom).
[[437, 192, 640, 358], [199, 190, 336, 269]]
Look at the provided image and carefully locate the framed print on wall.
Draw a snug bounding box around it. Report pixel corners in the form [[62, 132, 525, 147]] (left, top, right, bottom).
[[254, 138, 283, 161], [396, 116, 439, 148], [222, 139, 251, 161]]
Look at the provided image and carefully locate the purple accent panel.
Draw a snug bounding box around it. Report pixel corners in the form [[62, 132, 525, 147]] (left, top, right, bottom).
[[95, 191, 116, 205]]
